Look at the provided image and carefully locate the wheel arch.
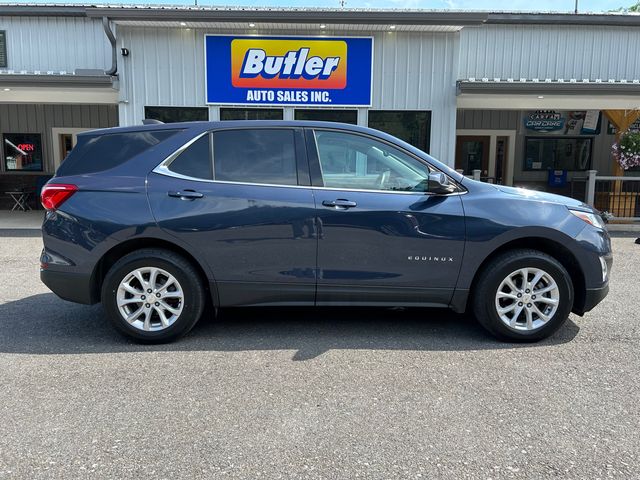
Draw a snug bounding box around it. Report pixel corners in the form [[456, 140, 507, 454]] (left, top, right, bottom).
[[90, 237, 217, 307], [453, 236, 586, 315]]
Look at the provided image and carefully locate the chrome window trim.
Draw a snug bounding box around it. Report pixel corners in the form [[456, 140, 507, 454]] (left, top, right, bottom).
[[152, 127, 466, 197]]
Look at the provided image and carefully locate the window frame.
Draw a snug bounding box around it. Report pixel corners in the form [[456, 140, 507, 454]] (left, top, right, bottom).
[[154, 127, 311, 188], [305, 127, 463, 196]]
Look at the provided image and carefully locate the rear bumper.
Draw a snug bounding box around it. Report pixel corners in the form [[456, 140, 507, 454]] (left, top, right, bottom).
[[40, 268, 96, 305]]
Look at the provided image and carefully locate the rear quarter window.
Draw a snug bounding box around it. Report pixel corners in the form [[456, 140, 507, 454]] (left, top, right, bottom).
[[56, 130, 180, 176]]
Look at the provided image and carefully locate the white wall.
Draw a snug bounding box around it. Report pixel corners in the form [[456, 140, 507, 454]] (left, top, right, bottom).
[[459, 24, 640, 81], [0, 16, 112, 73], [116, 27, 459, 164]]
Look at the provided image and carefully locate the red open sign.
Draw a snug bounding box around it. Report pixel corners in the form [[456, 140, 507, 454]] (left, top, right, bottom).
[[17, 143, 35, 152]]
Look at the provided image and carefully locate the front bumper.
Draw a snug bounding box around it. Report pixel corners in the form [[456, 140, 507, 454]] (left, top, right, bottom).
[[40, 268, 96, 305], [579, 284, 610, 315]]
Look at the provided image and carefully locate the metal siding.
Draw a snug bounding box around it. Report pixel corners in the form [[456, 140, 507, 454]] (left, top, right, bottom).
[[459, 24, 640, 81], [456, 109, 520, 130], [117, 28, 459, 163], [0, 16, 111, 72]]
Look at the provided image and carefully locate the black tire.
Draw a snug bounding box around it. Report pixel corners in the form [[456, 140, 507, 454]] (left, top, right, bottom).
[[472, 249, 574, 342], [101, 248, 206, 343]]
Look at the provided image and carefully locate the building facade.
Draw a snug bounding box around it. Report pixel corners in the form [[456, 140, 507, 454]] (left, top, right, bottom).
[[1, 5, 639, 208]]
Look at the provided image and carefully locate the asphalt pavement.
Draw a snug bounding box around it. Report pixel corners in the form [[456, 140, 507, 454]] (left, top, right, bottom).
[[0, 234, 638, 479]]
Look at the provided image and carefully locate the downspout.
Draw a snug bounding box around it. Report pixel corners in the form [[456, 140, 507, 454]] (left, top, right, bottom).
[[102, 16, 117, 76]]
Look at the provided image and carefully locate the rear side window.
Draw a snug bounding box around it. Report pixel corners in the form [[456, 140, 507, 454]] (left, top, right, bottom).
[[56, 130, 180, 176], [213, 129, 297, 185], [167, 134, 212, 180]]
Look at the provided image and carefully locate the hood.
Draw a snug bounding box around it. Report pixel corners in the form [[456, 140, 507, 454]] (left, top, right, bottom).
[[493, 185, 592, 211]]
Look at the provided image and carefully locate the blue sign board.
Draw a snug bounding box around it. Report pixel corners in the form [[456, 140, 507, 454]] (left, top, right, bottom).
[[205, 35, 373, 106]]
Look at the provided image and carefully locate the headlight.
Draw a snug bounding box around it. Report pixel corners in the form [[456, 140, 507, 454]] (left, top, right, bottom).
[[568, 209, 606, 229]]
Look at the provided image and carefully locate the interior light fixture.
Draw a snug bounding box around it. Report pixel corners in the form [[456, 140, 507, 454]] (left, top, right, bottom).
[[180, 22, 187, 26], [249, 23, 256, 27], [320, 24, 326, 29]]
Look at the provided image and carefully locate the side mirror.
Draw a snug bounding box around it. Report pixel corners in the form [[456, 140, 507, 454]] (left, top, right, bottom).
[[427, 172, 456, 194]]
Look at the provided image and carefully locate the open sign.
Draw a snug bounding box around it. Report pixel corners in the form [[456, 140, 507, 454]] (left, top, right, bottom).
[[17, 143, 35, 152]]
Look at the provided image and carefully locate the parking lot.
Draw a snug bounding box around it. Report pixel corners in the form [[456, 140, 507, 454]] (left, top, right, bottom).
[[0, 231, 638, 479]]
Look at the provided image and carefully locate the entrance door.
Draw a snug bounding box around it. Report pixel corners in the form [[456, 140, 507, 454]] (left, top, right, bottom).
[[307, 128, 465, 307], [455, 136, 490, 177]]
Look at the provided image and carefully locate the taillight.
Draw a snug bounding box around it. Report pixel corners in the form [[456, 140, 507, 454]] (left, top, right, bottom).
[[40, 184, 78, 210]]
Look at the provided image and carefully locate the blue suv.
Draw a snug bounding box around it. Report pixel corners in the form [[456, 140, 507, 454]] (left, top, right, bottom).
[[40, 121, 612, 343]]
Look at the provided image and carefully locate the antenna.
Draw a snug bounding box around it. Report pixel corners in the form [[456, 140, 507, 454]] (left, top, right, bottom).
[[574, 0, 578, 13], [339, 0, 347, 7]]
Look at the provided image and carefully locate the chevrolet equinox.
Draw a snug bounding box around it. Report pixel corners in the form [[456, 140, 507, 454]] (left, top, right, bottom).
[[40, 121, 612, 343]]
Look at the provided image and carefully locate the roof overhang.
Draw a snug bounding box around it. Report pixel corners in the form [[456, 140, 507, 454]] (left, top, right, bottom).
[[0, 74, 117, 104], [0, 73, 115, 89], [456, 80, 640, 110], [84, 7, 488, 26], [457, 80, 640, 96]]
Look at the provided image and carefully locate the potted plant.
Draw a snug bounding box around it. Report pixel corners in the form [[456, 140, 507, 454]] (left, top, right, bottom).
[[612, 131, 640, 170]]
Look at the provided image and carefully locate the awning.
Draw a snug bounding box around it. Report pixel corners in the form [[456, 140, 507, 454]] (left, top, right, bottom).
[[457, 80, 640, 110]]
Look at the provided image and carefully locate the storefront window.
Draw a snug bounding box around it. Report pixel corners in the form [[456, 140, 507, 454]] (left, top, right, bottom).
[[3, 133, 43, 171], [368, 111, 431, 152], [295, 109, 358, 124], [220, 108, 283, 120], [524, 137, 592, 171], [144, 106, 208, 123]]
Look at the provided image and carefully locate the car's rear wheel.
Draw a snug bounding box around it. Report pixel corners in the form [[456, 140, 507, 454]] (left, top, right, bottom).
[[102, 248, 206, 343], [472, 249, 574, 342]]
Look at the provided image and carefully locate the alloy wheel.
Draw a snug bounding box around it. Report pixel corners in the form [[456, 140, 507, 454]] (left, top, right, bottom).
[[116, 267, 184, 332], [494, 267, 560, 332]]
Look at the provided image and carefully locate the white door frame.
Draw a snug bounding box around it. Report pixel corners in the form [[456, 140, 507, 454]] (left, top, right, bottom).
[[456, 129, 517, 186], [51, 128, 93, 170]]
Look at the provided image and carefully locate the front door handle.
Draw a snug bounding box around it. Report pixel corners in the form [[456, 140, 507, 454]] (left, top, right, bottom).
[[168, 190, 204, 200], [322, 199, 357, 209]]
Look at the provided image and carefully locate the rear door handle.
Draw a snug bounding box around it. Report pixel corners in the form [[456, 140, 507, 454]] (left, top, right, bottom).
[[168, 190, 204, 200], [322, 199, 357, 209]]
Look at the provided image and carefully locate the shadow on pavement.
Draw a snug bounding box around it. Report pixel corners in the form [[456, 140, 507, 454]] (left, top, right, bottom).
[[0, 293, 580, 360]]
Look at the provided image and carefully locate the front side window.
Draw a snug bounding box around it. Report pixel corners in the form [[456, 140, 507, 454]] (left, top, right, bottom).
[[213, 129, 297, 185], [168, 134, 212, 180], [314, 130, 432, 192]]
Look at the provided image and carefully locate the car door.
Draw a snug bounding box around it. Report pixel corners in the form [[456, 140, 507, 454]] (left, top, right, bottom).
[[307, 128, 466, 307], [147, 127, 318, 306]]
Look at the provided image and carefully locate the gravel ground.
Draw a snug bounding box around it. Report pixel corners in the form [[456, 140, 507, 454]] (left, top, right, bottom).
[[0, 234, 638, 479]]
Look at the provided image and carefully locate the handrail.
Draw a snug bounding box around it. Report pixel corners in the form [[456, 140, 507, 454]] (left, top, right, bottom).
[[595, 176, 640, 181]]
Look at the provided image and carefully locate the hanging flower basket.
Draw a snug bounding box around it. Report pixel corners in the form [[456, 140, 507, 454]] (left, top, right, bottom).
[[612, 131, 640, 170]]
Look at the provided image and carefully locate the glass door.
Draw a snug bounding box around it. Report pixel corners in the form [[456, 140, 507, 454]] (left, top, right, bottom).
[[455, 136, 490, 177]]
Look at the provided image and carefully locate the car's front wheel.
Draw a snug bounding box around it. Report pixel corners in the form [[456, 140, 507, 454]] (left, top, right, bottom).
[[473, 249, 574, 342], [102, 248, 206, 343]]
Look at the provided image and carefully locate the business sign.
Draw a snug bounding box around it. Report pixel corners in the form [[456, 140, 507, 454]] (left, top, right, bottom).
[[205, 35, 373, 106], [524, 110, 601, 135], [524, 111, 565, 132]]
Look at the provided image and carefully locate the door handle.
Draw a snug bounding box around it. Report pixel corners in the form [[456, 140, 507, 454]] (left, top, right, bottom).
[[168, 190, 204, 200], [322, 199, 357, 209]]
